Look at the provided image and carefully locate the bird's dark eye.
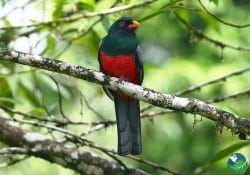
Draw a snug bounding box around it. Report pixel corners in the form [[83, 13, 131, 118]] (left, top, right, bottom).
[[119, 21, 125, 27]]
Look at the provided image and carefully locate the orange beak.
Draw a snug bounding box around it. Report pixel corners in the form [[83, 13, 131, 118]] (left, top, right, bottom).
[[128, 20, 140, 29]]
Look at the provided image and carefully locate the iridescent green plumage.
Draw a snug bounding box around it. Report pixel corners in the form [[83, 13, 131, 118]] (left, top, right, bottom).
[[98, 17, 143, 155], [101, 17, 139, 55]]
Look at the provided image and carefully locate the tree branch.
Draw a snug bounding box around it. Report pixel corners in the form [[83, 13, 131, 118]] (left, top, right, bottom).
[[0, 117, 148, 175], [0, 48, 250, 137], [198, 0, 250, 28], [0, 114, 181, 175], [0, 0, 157, 30], [174, 12, 250, 51], [175, 66, 250, 96], [208, 89, 250, 103]]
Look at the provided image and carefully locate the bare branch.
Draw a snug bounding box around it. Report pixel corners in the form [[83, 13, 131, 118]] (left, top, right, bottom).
[[0, 118, 148, 175], [0, 48, 249, 137], [208, 89, 250, 103], [142, 66, 250, 113], [127, 155, 181, 175], [0, 107, 182, 174], [81, 91, 106, 120], [174, 13, 250, 51], [84, 141, 181, 175], [0, 104, 93, 126], [54, 14, 103, 58], [0, 102, 168, 136], [175, 66, 250, 96], [46, 74, 68, 119], [3, 109, 181, 175], [0, 0, 157, 30], [198, 0, 250, 28]]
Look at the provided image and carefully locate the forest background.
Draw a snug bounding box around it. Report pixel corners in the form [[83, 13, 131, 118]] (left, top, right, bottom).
[[0, 0, 250, 174]]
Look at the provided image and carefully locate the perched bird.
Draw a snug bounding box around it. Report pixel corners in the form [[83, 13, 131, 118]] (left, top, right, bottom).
[[98, 17, 144, 155]]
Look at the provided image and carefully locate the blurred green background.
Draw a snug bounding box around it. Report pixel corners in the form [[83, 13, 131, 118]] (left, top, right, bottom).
[[0, 0, 250, 174]]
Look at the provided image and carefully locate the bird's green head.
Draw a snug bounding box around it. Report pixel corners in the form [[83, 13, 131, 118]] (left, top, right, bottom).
[[108, 16, 140, 35]]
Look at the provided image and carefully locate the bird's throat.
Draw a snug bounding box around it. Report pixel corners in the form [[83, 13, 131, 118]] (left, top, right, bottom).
[[102, 34, 138, 56]]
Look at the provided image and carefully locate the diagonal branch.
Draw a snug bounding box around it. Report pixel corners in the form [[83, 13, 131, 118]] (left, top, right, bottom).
[[0, 0, 157, 30], [198, 0, 250, 28], [0, 117, 148, 175], [0, 48, 250, 137], [208, 89, 250, 103], [0, 114, 180, 175], [175, 66, 250, 96], [174, 12, 250, 51]]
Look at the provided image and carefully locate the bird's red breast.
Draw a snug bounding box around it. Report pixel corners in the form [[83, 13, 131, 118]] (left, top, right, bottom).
[[100, 49, 139, 101]]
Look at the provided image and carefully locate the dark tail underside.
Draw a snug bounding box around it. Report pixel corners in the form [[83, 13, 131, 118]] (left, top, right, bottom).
[[114, 95, 142, 155]]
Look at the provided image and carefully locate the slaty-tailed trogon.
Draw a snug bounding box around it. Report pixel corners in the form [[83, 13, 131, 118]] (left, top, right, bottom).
[[98, 17, 144, 155]]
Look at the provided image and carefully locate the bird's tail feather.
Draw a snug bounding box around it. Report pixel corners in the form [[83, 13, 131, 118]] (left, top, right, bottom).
[[129, 99, 142, 154], [114, 95, 142, 155]]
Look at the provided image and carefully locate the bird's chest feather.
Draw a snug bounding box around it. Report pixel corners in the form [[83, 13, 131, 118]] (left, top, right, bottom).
[[100, 50, 139, 84]]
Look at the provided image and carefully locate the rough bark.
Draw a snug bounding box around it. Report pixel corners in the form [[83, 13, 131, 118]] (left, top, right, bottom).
[[0, 48, 249, 136], [0, 117, 148, 175]]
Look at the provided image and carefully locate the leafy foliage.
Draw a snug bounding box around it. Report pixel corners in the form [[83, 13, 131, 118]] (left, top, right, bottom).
[[0, 0, 250, 174], [0, 78, 14, 108]]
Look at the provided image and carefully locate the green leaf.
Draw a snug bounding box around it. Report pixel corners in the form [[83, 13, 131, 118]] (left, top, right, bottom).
[[45, 34, 57, 55], [102, 17, 111, 31], [61, 28, 78, 36], [0, 77, 14, 108], [209, 142, 250, 163], [0, 42, 6, 47], [28, 108, 47, 116], [18, 80, 41, 107], [209, 0, 219, 5], [74, 29, 101, 57], [0, 17, 16, 45], [0, 60, 11, 68], [200, 12, 220, 32], [77, 1, 95, 11], [243, 166, 250, 175], [52, 0, 67, 20], [0, 97, 21, 105], [191, 142, 250, 175]]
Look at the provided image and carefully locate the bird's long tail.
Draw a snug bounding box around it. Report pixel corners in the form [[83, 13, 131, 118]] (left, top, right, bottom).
[[114, 95, 142, 155]]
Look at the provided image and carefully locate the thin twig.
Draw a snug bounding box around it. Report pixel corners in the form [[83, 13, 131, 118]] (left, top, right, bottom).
[[1, 49, 249, 136], [198, 0, 250, 28], [47, 74, 68, 120], [0, 0, 158, 30], [141, 89, 250, 119], [54, 16, 102, 58], [81, 92, 105, 120], [141, 109, 173, 118], [142, 66, 250, 112], [174, 12, 250, 51], [0, 115, 92, 144], [175, 66, 250, 96], [85, 142, 181, 175], [139, 0, 183, 22], [0, 119, 149, 174], [0, 104, 91, 126], [127, 155, 181, 175], [0, 114, 181, 174], [208, 89, 250, 103]]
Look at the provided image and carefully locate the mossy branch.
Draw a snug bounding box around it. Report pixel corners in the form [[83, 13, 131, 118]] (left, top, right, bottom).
[[0, 48, 249, 137]]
